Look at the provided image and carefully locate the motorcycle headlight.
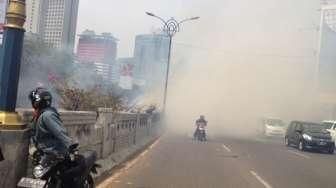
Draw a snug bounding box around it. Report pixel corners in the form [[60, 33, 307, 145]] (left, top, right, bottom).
[[33, 165, 50, 178], [303, 134, 312, 141]]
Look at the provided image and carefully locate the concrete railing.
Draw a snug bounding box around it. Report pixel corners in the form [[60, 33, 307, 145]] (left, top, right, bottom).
[[0, 108, 162, 187]]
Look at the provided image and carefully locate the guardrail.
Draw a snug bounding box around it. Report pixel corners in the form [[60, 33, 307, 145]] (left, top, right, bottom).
[[0, 108, 162, 187]]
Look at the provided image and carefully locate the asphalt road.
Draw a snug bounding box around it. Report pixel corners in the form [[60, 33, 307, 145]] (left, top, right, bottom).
[[98, 134, 336, 188]]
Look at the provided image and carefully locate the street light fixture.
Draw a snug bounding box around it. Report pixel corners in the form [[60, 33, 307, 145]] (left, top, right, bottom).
[[145, 12, 155, 17], [190, 16, 201, 20], [146, 12, 199, 113]]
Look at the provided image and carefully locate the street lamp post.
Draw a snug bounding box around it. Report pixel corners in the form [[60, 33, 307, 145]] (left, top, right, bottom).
[[146, 12, 199, 113], [0, 0, 26, 129]]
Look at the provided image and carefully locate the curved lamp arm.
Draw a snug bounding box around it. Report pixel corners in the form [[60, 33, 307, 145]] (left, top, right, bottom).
[[178, 16, 200, 25], [146, 12, 168, 28]]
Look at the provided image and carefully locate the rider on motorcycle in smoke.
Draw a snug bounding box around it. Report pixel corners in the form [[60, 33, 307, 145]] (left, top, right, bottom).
[[194, 115, 208, 140], [29, 87, 74, 159]]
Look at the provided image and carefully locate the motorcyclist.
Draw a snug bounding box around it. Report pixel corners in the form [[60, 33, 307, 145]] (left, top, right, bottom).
[[27, 87, 98, 188], [194, 115, 208, 139], [29, 87, 74, 158]]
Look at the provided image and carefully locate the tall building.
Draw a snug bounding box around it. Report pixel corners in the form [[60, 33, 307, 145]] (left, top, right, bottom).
[[25, 0, 42, 34], [0, 0, 7, 43], [318, 4, 336, 91], [318, 4, 336, 118], [76, 30, 118, 82], [133, 34, 170, 88], [38, 0, 79, 50], [0, 0, 7, 32], [321, 0, 336, 5], [77, 30, 118, 63], [321, 4, 336, 31]]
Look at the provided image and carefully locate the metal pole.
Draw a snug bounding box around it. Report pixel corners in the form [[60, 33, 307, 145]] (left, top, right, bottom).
[[162, 36, 172, 114], [0, 0, 26, 129], [145, 12, 199, 114], [316, 7, 324, 95]]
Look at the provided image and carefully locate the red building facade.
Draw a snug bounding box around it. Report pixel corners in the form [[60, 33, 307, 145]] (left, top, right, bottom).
[[77, 30, 117, 63]]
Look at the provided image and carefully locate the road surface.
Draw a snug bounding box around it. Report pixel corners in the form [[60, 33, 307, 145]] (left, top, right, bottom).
[[98, 134, 336, 188]]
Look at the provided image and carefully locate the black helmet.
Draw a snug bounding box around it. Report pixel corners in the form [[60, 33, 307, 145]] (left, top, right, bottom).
[[29, 87, 52, 109]]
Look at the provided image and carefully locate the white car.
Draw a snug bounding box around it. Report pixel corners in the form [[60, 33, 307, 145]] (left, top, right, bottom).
[[263, 118, 286, 137], [322, 120, 336, 141]]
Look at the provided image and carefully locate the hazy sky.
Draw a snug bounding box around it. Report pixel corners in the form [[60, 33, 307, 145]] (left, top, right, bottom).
[[77, 0, 321, 58]]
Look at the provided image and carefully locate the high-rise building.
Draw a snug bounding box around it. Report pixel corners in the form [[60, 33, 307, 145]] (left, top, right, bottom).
[[321, 0, 336, 5], [25, 0, 42, 34], [77, 30, 118, 63], [321, 4, 336, 31], [0, 0, 7, 32], [318, 3, 336, 118], [0, 0, 7, 43], [318, 4, 336, 91], [38, 0, 79, 50], [76, 30, 118, 82], [133, 34, 170, 88]]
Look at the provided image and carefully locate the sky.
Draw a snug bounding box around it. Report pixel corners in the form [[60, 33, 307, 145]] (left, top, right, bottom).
[[76, 0, 321, 58]]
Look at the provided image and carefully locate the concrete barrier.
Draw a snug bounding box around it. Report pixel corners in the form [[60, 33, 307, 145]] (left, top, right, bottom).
[[0, 129, 30, 188], [0, 108, 162, 187]]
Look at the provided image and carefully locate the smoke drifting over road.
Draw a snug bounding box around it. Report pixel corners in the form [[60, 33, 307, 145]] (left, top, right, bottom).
[[165, 59, 321, 138], [163, 0, 323, 138]]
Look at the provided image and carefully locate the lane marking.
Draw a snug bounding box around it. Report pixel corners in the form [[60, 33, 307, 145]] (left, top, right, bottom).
[[149, 138, 160, 149], [98, 139, 160, 188], [287, 150, 311, 159], [250, 171, 273, 188], [222, 144, 232, 152], [139, 150, 149, 158]]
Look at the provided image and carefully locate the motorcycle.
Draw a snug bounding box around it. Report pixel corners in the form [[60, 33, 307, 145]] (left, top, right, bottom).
[[194, 123, 207, 142], [18, 143, 101, 188]]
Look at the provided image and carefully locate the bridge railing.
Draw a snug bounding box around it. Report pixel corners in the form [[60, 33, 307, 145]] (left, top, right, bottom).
[[0, 108, 162, 187]]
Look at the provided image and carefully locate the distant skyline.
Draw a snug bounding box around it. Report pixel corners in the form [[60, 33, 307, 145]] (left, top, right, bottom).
[[76, 0, 195, 57], [77, 0, 321, 58]]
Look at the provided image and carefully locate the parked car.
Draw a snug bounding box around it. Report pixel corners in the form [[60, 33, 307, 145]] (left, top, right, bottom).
[[322, 120, 336, 141], [285, 121, 335, 154], [262, 118, 286, 137]]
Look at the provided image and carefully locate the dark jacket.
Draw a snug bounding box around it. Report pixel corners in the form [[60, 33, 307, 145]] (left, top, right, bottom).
[[33, 107, 73, 155], [196, 118, 207, 126]]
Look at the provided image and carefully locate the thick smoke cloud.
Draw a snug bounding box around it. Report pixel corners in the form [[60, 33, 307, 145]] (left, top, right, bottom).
[[17, 0, 324, 137], [160, 0, 323, 137]]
